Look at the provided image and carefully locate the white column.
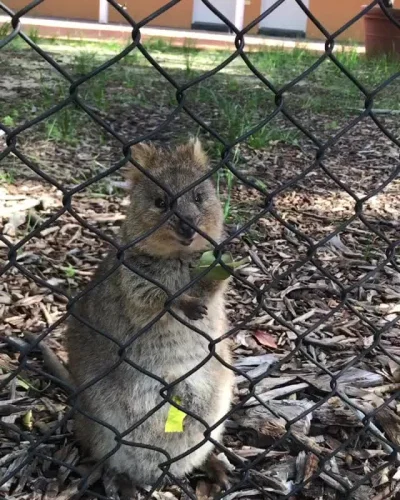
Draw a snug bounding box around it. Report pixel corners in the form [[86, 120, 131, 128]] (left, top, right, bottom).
[[99, 0, 109, 24], [234, 0, 245, 30]]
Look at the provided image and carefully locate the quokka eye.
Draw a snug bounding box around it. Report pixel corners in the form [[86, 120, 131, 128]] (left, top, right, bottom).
[[194, 192, 203, 204], [155, 198, 166, 209]]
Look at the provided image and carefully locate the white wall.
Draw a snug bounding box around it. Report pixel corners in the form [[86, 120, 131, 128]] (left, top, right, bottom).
[[260, 0, 310, 32], [192, 0, 237, 26]]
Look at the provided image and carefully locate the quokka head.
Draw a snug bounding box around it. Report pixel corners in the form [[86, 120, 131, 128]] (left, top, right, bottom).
[[122, 139, 224, 258]]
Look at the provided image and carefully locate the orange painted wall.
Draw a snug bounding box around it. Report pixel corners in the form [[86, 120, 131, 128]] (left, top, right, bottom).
[[5, 0, 369, 42], [108, 0, 193, 29], [6, 0, 98, 21], [307, 0, 366, 42], [244, 0, 261, 34]]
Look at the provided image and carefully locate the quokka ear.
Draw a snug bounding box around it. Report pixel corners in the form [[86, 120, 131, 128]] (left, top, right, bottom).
[[122, 143, 157, 184], [176, 137, 208, 169], [188, 137, 208, 168]]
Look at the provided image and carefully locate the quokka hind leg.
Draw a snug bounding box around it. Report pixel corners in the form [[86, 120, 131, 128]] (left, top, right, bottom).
[[193, 453, 231, 499], [103, 469, 138, 500], [201, 453, 230, 490]]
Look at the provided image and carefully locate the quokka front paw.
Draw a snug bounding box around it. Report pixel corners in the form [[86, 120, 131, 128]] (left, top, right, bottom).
[[181, 297, 208, 320]]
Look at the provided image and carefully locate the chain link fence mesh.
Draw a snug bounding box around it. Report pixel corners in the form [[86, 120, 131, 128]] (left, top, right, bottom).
[[1, 0, 400, 499]]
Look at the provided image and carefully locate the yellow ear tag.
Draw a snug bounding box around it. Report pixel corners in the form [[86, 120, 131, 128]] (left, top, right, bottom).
[[165, 396, 186, 433]]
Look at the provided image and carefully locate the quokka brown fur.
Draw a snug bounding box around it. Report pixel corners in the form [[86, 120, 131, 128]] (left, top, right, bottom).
[[65, 139, 234, 494]]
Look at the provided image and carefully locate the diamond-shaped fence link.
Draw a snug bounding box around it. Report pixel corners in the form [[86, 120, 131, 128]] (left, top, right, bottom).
[[0, 0, 400, 498]]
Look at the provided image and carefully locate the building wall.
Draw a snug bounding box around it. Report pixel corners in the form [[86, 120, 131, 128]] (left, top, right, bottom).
[[5, 0, 261, 34], [108, 0, 193, 29], [5, 0, 368, 42], [244, 0, 261, 34], [259, 0, 309, 34], [6, 0, 98, 21], [192, 0, 261, 32], [192, 0, 236, 27], [306, 0, 366, 42]]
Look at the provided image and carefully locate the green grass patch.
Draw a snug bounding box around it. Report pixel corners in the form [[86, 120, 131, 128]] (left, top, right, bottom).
[[0, 171, 15, 184], [1, 35, 399, 148]]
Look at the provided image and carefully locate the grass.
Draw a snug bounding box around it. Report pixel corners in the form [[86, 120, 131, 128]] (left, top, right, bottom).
[[0, 22, 10, 40], [45, 108, 79, 144], [0, 33, 399, 150], [0, 171, 15, 184], [28, 28, 40, 44], [216, 167, 235, 220], [216, 147, 242, 220]]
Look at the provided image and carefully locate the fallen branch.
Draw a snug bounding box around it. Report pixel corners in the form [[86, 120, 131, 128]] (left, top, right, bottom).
[[24, 333, 73, 387]]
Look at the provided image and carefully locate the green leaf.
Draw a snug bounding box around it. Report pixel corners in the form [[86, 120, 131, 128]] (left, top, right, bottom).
[[22, 410, 33, 430], [194, 251, 250, 281], [16, 377, 31, 390]]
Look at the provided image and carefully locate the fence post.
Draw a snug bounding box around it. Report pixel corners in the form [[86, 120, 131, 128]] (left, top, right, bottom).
[[99, 0, 109, 23], [234, 0, 245, 30]]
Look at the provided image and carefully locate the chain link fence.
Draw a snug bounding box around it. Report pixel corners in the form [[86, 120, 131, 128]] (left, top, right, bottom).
[[1, 0, 400, 499]]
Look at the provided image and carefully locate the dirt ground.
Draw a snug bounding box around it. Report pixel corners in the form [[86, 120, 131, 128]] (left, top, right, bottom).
[[1, 37, 400, 500]]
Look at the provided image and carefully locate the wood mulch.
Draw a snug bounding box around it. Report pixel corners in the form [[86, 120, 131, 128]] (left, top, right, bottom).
[[1, 90, 400, 499]]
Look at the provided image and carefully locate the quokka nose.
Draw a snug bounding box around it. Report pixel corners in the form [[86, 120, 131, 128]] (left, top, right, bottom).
[[177, 221, 196, 240]]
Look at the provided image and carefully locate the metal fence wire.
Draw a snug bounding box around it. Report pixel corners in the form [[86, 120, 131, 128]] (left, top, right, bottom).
[[1, 0, 400, 499]]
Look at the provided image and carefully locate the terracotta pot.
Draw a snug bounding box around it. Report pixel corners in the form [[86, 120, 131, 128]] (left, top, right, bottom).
[[364, 6, 400, 57]]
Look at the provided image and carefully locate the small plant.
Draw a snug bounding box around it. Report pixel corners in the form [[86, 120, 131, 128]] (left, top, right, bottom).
[[222, 167, 235, 220], [216, 147, 240, 220], [0, 22, 10, 39], [28, 28, 40, 43], [248, 127, 299, 149], [253, 178, 268, 192], [62, 263, 77, 278], [0, 171, 15, 184], [73, 52, 98, 77], [182, 39, 197, 77], [46, 108, 77, 144], [146, 37, 171, 52], [3, 115, 14, 127]]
